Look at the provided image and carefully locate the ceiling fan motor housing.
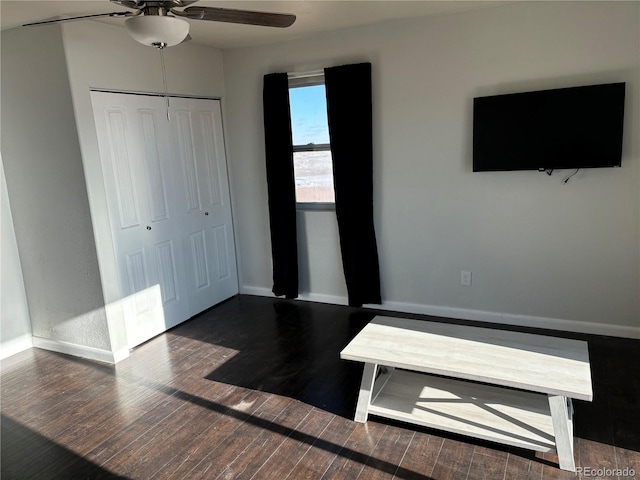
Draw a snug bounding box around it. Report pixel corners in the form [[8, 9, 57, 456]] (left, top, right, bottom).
[[125, 14, 190, 47]]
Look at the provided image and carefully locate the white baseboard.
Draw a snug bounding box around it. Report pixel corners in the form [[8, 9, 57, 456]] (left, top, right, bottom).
[[241, 285, 350, 306], [0, 334, 33, 360], [379, 300, 640, 339], [32, 336, 129, 364], [240, 285, 640, 339]]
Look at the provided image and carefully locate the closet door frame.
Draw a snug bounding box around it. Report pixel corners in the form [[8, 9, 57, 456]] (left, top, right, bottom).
[[90, 90, 238, 349]]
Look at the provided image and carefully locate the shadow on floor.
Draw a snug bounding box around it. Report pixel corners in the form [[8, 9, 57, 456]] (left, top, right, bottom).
[[200, 299, 374, 417], [1, 414, 127, 480], [183, 296, 640, 452]]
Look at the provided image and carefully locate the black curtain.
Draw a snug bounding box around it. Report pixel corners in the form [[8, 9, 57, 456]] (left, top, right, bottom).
[[324, 63, 382, 307], [263, 73, 298, 298]]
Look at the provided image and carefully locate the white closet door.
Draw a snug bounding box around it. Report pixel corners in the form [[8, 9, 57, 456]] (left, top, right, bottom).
[[170, 97, 239, 315], [92, 92, 180, 348], [91, 92, 238, 348]]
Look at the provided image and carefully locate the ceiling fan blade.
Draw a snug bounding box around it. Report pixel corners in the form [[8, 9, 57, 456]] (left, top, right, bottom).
[[23, 11, 137, 27], [182, 6, 296, 28], [109, 0, 143, 9]]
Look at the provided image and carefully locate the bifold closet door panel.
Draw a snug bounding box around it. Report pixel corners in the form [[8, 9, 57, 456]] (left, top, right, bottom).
[[169, 97, 239, 316], [92, 92, 239, 348]]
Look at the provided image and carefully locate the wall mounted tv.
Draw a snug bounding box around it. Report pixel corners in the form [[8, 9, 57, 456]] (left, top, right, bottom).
[[473, 82, 625, 172]]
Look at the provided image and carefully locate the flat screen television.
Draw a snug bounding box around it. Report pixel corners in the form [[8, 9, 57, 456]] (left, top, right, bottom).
[[473, 82, 625, 172]]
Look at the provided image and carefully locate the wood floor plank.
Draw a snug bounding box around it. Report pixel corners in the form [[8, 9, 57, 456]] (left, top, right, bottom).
[[429, 437, 475, 480], [123, 395, 233, 479], [504, 451, 544, 480], [465, 451, 507, 480], [205, 396, 309, 480], [610, 398, 640, 453], [394, 433, 444, 480], [321, 420, 388, 480], [154, 392, 288, 479], [356, 425, 415, 480], [1, 295, 638, 480], [64, 350, 236, 458], [2, 358, 111, 421], [0, 414, 122, 480], [473, 443, 509, 460], [283, 414, 357, 480], [614, 446, 640, 478], [21, 378, 117, 437], [538, 451, 579, 480], [91, 396, 190, 477], [576, 437, 617, 478], [167, 400, 282, 479], [206, 400, 315, 480], [134, 385, 265, 478], [248, 407, 335, 479], [85, 395, 194, 466]]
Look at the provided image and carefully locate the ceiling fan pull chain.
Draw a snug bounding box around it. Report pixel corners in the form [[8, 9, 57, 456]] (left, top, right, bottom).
[[159, 45, 171, 121]]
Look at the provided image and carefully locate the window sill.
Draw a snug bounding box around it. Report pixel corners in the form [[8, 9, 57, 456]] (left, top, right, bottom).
[[296, 202, 335, 212]]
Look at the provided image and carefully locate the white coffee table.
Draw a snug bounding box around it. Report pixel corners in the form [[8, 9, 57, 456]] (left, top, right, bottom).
[[340, 316, 592, 472]]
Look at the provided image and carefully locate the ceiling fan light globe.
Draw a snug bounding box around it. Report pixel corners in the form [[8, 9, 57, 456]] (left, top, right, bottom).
[[125, 15, 190, 47]]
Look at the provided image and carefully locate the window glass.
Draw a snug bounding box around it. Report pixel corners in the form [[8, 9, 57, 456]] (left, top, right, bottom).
[[289, 83, 334, 205], [289, 85, 330, 146], [293, 151, 334, 203]]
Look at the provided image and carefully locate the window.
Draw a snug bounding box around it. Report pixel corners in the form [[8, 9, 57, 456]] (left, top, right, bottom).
[[289, 74, 334, 209]]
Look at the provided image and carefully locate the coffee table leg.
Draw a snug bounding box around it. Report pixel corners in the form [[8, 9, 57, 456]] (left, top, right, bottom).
[[354, 362, 377, 423], [548, 395, 575, 472]]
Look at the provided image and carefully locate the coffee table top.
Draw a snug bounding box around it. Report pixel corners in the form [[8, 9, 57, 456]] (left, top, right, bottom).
[[341, 316, 592, 401]]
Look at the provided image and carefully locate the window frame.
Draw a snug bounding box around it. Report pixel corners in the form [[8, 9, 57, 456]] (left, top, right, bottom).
[[288, 73, 335, 211]]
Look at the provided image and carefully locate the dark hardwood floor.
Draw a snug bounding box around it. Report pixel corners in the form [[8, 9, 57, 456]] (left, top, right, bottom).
[[1, 295, 638, 479]]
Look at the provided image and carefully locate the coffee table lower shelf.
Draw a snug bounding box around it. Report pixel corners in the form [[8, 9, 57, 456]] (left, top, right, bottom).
[[363, 367, 559, 453]]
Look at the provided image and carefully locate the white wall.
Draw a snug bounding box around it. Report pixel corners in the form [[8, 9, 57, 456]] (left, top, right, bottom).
[[60, 20, 226, 357], [1, 155, 32, 359], [223, 2, 640, 336], [1, 20, 226, 361], [1, 25, 112, 352]]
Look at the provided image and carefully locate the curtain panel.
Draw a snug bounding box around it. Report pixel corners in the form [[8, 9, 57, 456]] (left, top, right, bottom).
[[324, 62, 382, 307], [263, 73, 298, 298]]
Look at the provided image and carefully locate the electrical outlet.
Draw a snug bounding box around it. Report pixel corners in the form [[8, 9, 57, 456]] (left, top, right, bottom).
[[461, 270, 472, 286]]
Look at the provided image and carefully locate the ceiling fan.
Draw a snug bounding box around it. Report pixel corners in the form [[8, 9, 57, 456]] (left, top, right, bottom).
[[23, 0, 297, 48]]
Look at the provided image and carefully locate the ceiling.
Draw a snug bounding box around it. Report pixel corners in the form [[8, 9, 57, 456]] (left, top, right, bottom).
[[0, 1, 506, 49]]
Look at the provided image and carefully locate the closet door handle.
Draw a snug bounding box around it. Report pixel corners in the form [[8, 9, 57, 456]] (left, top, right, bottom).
[[204, 212, 209, 216], [146, 226, 152, 231]]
